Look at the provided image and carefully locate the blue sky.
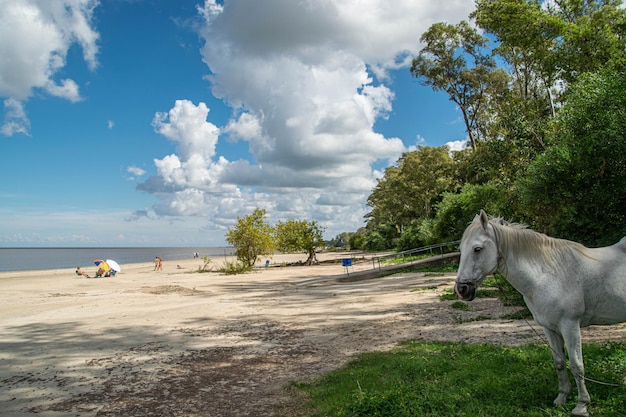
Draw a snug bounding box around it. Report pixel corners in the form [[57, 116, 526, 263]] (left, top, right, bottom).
[[0, 0, 474, 247]]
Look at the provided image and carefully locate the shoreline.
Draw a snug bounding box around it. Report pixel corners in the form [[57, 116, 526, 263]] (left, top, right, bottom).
[[0, 250, 368, 279], [0, 247, 238, 274]]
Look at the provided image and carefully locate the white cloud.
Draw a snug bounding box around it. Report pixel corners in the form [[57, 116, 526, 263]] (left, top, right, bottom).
[[127, 166, 146, 177], [152, 100, 220, 162], [107, 120, 114, 129], [141, 0, 474, 237], [223, 112, 262, 142], [44, 78, 82, 102], [1, 98, 30, 136], [446, 139, 469, 152], [0, 0, 99, 135], [149, 100, 235, 195]]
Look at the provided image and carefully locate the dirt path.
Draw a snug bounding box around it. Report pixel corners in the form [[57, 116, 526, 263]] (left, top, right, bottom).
[[2, 260, 625, 417]]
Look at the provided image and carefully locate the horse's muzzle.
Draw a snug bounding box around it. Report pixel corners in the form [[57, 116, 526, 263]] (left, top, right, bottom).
[[455, 282, 476, 301]]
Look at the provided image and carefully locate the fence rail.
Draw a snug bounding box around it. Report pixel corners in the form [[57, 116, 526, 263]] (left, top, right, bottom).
[[370, 241, 460, 271]]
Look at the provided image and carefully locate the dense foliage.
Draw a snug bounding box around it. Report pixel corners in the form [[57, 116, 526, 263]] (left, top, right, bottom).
[[359, 0, 626, 250], [275, 219, 325, 265], [519, 68, 626, 245], [225, 208, 326, 268], [225, 207, 275, 267]]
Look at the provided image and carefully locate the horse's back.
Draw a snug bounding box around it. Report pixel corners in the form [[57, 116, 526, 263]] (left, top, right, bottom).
[[580, 237, 626, 325], [603, 236, 626, 269], [594, 237, 626, 277], [615, 236, 626, 253]]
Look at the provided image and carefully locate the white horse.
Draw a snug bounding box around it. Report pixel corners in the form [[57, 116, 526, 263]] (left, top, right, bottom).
[[455, 210, 626, 417]]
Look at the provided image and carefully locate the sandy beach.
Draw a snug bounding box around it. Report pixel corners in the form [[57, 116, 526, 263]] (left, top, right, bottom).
[[1, 252, 625, 417]]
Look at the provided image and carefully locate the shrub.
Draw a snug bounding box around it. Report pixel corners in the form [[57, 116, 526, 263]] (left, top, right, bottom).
[[218, 260, 252, 275]]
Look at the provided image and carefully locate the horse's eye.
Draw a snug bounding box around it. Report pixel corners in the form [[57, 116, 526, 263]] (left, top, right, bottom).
[[474, 247, 482, 253]]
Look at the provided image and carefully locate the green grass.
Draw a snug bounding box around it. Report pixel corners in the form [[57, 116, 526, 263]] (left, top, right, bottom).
[[218, 260, 253, 274], [381, 253, 434, 267], [451, 301, 469, 311], [439, 288, 497, 302], [292, 341, 626, 417], [382, 261, 459, 279], [290, 263, 624, 415], [435, 271, 532, 319], [196, 256, 214, 273], [412, 263, 459, 274], [382, 258, 460, 273], [397, 263, 524, 307]]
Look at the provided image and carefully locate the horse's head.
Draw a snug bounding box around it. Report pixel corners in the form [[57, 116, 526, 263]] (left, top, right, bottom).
[[455, 210, 500, 301]]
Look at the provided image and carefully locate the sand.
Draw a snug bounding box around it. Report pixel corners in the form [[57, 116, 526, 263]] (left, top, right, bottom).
[[1, 252, 625, 417]]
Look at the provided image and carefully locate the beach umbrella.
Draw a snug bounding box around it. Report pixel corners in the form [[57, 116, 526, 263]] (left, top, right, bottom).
[[106, 259, 121, 272], [94, 259, 110, 271]]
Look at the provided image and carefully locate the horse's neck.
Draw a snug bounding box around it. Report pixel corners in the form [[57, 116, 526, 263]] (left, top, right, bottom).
[[496, 227, 550, 296]]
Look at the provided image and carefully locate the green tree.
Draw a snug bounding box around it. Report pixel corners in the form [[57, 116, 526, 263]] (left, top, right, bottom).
[[472, 0, 626, 157], [362, 1, 626, 252], [396, 218, 436, 251], [410, 21, 505, 149], [225, 207, 275, 267], [551, 0, 626, 83], [365, 223, 400, 251], [432, 183, 508, 242], [349, 229, 366, 251], [474, 0, 626, 94], [362, 230, 388, 252], [366, 146, 457, 234], [366, 165, 405, 231], [275, 219, 325, 265], [326, 232, 353, 249], [473, 0, 563, 114], [518, 68, 626, 245]]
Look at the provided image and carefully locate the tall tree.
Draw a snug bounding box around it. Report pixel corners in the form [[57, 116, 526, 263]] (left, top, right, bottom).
[[366, 146, 457, 232], [518, 68, 626, 245], [474, 0, 626, 93], [466, 0, 626, 200], [275, 219, 325, 265], [553, 0, 626, 83], [366, 165, 404, 230], [225, 207, 275, 267], [473, 0, 563, 115], [410, 21, 503, 150]]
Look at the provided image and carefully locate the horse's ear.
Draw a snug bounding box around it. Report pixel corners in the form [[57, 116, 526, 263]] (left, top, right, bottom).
[[479, 210, 489, 230]]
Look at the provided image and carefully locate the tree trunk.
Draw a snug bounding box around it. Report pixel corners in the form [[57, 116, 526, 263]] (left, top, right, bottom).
[[305, 251, 318, 265]]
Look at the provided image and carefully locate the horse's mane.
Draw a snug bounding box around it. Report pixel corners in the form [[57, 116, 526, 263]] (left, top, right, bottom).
[[486, 217, 594, 268]]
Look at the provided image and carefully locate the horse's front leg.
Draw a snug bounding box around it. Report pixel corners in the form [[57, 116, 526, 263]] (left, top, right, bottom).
[[542, 328, 571, 407], [561, 321, 590, 417]]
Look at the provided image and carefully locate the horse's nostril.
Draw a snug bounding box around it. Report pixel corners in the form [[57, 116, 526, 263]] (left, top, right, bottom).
[[455, 282, 475, 301]]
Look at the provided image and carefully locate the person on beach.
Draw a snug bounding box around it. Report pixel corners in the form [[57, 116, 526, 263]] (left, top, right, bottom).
[[76, 267, 90, 278], [95, 268, 110, 278], [154, 256, 163, 271]]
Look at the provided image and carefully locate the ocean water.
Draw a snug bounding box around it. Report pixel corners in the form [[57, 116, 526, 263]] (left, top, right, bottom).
[[0, 247, 235, 272]]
